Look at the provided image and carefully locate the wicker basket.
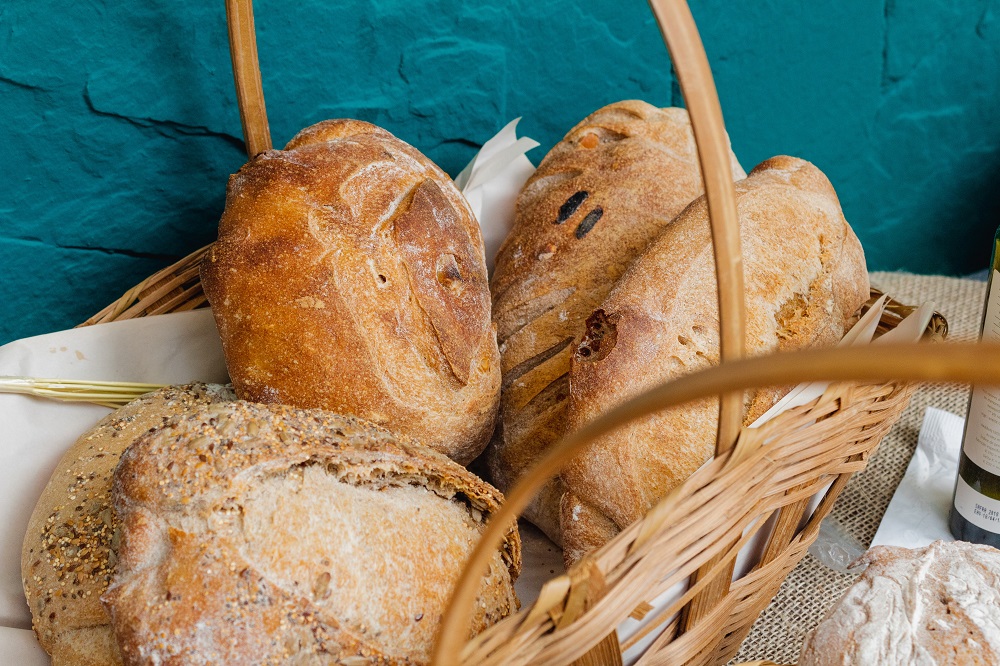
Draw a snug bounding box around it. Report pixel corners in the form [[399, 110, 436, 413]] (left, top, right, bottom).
[[76, 1, 990, 664]]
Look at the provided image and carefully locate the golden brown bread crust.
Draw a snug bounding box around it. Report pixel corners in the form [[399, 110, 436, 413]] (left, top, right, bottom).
[[561, 156, 870, 563], [486, 101, 746, 544], [20, 383, 235, 666], [102, 401, 520, 665], [201, 119, 500, 465]]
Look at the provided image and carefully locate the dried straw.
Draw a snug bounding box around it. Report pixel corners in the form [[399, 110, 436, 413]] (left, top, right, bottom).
[[0, 376, 164, 409]]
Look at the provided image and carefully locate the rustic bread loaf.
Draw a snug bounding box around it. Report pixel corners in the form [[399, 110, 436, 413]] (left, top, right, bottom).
[[102, 400, 520, 665], [800, 540, 1000, 665], [561, 156, 870, 563], [486, 101, 746, 544], [20, 383, 234, 666], [201, 119, 500, 465]]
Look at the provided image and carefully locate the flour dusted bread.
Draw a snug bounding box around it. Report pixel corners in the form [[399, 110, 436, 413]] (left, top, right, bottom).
[[20, 383, 234, 666], [800, 540, 1000, 665], [487, 101, 745, 544], [561, 156, 870, 563], [201, 119, 500, 465], [102, 400, 520, 665]]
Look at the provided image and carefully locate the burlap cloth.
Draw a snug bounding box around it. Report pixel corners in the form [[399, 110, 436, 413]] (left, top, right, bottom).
[[731, 272, 986, 665]]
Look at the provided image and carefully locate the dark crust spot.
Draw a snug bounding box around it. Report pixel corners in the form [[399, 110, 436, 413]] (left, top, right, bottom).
[[574, 207, 604, 239], [555, 191, 589, 224], [577, 309, 619, 362]]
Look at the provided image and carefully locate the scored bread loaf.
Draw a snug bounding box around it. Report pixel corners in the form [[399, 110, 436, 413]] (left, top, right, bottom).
[[561, 156, 870, 564], [799, 541, 1000, 665], [486, 100, 746, 544], [201, 119, 500, 465], [20, 383, 234, 666], [102, 400, 520, 665]]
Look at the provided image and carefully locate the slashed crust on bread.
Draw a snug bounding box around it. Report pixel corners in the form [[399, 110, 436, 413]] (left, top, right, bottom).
[[800, 541, 1000, 665], [487, 101, 746, 544], [201, 119, 500, 465], [561, 156, 869, 563]]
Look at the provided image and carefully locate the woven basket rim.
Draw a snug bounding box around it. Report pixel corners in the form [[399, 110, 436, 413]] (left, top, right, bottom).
[[75, 1, 961, 664]]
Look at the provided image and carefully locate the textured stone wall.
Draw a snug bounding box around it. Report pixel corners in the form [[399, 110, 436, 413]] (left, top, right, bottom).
[[2, 0, 999, 343]]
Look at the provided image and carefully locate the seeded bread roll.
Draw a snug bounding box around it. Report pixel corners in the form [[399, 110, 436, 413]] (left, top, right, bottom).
[[561, 156, 869, 564], [20, 383, 235, 666], [102, 401, 520, 665], [486, 101, 746, 545], [201, 119, 500, 465], [800, 541, 1000, 665]]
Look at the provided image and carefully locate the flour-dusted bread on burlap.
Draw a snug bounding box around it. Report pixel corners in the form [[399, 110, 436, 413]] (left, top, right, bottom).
[[561, 156, 870, 564], [102, 401, 520, 666], [21, 383, 235, 666], [201, 119, 500, 465], [486, 101, 746, 544], [800, 540, 1000, 665]]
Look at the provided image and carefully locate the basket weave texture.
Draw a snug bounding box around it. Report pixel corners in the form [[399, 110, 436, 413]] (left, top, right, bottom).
[[75, 1, 954, 664], [733, 272, 983, 664], [454, 346, 926, 665], [80, 268, 944, 666]]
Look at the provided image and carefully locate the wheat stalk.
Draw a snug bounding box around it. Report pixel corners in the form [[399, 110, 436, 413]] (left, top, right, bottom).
[[0, 376, 165, 409]]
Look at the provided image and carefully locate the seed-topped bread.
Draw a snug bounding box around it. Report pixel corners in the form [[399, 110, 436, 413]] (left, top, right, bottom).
[[102, 400, 520, 665], [20, 383, 235, 666]]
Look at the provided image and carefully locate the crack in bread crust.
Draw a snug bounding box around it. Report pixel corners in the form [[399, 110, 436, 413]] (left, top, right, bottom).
[[103, 401, 520, 665], [486, 101, 746, 544]]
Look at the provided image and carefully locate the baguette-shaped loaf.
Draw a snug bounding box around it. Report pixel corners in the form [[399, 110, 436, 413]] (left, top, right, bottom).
[[487, 101, 745, 544], [561, 156, 869, 563], [201, 119, 500, 465], [102, 401, 520, 665], [21, 383, 234, 666]]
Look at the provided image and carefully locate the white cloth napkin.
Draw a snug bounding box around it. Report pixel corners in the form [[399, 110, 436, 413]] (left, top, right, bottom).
[[0, 310, 228, 634], [871, 406, 965, 548], [453, 117, 538, 272]]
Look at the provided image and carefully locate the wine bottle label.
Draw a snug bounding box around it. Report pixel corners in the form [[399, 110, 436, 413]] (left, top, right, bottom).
[[954, 475, 1000, 532], [962, 269, 1000, 473]]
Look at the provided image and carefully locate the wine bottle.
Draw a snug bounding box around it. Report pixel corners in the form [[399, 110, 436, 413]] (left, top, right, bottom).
[[950, 226, 1000, 547]]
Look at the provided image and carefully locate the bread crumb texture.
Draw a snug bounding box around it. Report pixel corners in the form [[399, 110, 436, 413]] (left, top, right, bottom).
[[102, 400, 520, 665]]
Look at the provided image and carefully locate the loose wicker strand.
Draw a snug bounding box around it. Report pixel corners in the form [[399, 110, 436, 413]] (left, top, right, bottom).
[[225, 0, 271, 156], [79, 246, 210, 327], [433, 342, 1000, 665]]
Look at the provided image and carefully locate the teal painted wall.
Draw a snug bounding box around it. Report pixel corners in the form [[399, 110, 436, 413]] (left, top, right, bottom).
[[2, 1, 999, 344]]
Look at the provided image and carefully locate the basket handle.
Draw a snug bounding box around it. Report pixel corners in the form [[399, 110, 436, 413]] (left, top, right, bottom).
[[647, 0, 746, 457], [435, 1, 749, 662], [225, 0, 272, 156], [433, 341, 1000, 664]]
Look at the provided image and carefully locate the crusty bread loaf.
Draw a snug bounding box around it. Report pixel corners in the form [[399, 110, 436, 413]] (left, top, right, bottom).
[[800, 540, 1000, 665], [561, 156, 870, 564], [201, 119, 500, 465], [102, 400, 520, 665], [486, 101, 746, 544], [20, 383, 234, 666]]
